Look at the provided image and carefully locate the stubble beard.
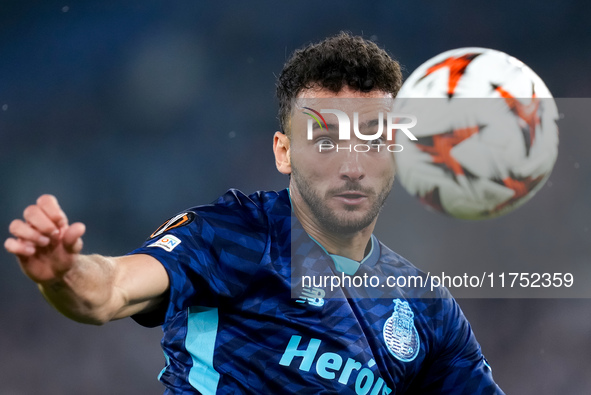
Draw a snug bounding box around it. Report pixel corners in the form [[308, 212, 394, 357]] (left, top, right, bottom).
[[291, 166, 393, 235]]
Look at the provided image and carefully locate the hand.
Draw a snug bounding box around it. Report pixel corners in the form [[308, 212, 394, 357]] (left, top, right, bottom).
[[4, 194, 86, 284]]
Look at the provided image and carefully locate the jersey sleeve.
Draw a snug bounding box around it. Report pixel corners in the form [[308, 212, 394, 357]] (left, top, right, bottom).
[[128, 207, 267, 327], [413, 294, 505, 394]]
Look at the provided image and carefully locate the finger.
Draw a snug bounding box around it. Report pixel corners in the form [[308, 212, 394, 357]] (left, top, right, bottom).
[[23, 204, 60, 237], [4, 237, 37, 256], [62, 222, 86, 254], [8, 219, 51, 246], [37, 194, 69, 229]]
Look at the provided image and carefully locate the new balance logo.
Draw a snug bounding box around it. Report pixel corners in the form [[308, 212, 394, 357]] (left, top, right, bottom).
[[296, 286, 325, 307]]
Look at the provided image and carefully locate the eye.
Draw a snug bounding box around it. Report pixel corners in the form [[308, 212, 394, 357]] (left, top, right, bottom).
[[316, 137, 334, 145], [314, 137, 335, 152], [369, 137, 385, 146]]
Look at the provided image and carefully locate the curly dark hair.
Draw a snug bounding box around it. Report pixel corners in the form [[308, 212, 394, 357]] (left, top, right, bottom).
[[276, 32, 402, 135]]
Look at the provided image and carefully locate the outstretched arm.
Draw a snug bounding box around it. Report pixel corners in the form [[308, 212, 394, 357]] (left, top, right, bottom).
[[4, 194, 169, 325]]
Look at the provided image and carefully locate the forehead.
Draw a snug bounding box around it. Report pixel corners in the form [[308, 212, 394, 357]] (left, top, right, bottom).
[[297, 86, 393, 100], [294, 86, 394, 116]]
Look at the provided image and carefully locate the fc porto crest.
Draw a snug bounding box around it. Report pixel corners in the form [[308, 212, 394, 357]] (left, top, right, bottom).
[[383, 299, 420, 362]]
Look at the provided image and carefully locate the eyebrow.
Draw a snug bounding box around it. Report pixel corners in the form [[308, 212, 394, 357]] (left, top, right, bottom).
[[311, 122, 339, 132], [309, 117, 386, 133], [363, 118, 386, 129]]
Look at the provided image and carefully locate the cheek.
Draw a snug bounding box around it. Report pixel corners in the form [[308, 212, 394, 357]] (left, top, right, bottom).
[[371, 155, 396, 174], [386, 161, 397, 177], [294, 163, 336, 195], [293, 149, 334, 176], [373, 159, 397, 187]]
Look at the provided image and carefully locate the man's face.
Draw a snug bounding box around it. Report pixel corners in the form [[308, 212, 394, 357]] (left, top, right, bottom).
[[288, 87, 396, 235]]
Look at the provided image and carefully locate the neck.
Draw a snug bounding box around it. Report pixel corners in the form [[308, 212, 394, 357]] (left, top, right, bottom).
[[290, 188, 375, 262]]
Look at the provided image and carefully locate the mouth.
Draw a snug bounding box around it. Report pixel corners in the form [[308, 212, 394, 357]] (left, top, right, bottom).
[[334, 191, 368, 205]]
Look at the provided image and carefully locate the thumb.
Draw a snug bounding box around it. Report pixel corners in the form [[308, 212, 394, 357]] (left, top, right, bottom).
[[62, 222, 86, 254]]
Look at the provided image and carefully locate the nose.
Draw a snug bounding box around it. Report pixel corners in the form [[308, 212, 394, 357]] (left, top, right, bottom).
[[338, 150, 365, 182]]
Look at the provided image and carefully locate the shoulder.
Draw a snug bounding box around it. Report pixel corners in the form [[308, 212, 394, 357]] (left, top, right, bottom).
[[197, 188, 289, 224], [375, 241, 440, 294], [151, 189, 290, 238], [373, 240, 457, 315], [211, 189, 287, 211], [376, 241, 423, 274]]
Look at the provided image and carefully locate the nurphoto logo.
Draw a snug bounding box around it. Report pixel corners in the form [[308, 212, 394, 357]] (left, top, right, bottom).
[[303, 107, 418, 153]]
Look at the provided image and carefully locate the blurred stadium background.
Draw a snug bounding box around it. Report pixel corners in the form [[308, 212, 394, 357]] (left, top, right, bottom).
[[0, 1, 589, 394]]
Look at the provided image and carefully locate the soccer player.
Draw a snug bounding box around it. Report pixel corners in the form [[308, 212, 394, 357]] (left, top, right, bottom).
[[5, 33, 504, 394]]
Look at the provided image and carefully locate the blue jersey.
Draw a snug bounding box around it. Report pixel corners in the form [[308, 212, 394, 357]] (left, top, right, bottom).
[[129, 189, 504, 394]]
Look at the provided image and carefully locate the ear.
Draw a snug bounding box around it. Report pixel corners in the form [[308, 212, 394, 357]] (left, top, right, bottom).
[[273, 131, 291, 175]]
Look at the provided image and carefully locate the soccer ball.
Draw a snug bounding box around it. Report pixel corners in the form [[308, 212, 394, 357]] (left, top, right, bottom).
[[393, 48, 559, 220]]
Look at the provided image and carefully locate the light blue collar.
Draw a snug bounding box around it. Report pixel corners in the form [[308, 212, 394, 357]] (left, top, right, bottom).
[[309, 234, 378, 275], [287, 187, 294, 213]]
